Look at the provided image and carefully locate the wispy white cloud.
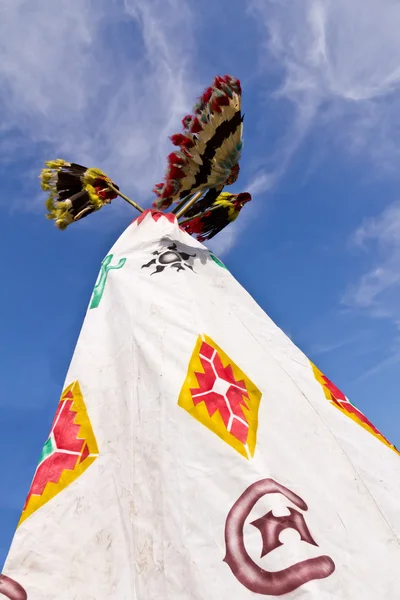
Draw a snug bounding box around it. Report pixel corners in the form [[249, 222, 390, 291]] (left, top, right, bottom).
[[343, 201, 400, 326], [207, 224, 239, 258], [246, 171, 275, 196], [208, 200, 255, 257], [352, 351, 400, 383], [311, 336, 361, 356], [211, 0, 400, 257], [0, 0, 197, 208], [249, 0, 400, 174]]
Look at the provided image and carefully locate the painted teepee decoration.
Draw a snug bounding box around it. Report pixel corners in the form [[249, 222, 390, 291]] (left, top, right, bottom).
[[18, 381, 100, 527], [2, 76, 400, 599]]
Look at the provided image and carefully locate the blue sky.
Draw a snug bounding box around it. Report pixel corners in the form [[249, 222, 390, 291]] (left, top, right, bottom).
[[1, 0, 400, 565]]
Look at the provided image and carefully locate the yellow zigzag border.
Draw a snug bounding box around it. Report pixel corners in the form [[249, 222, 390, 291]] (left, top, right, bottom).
[[19, 381, 99, 526], [178, 334, 262, 459], [311, 362, 399, 457]]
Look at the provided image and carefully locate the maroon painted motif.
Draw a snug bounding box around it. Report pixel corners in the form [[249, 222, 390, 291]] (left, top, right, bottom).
[[0, 575, 27, 600], [224, 479, 335, 596], [251, 507, 318, 558]]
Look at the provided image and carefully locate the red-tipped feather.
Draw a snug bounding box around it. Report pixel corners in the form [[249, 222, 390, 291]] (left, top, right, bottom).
[[168, 165, 185, 179], [168, 152, 186, 166], [170, 133, 186, 146], [215, 94, 230, 107], [152, 182, 164, 196], [211, 99, 223, 113], [152, 198, 172, 209], [202, 86, 213, 103], [169, 133, 195, 148], [194, 102, 204, 114], [213, 75, 224, 89], [230, 76, 241, 93], [161, 182, 176, 198], [190, 117, 202, 134], [182, 115, 193, 129]]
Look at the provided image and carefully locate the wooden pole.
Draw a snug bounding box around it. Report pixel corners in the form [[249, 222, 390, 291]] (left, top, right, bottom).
[[175, 190, 204, 220], [172, 193, 195, 216], [107, 183, 144, 213]]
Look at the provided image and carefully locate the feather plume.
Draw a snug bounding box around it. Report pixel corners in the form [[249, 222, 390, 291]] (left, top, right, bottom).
[[40, 160, 119, 230], [153, 74, 244, 210], [180, 191, 251, 242]]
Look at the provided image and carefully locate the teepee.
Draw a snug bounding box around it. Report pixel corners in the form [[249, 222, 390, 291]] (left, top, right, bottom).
[[1, 76, 400, 600]]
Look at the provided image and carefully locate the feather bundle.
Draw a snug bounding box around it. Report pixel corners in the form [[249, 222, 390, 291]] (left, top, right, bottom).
[[40, 160, 119, 230], [153, 75, 244, 210], [180, 191, 251, 242]]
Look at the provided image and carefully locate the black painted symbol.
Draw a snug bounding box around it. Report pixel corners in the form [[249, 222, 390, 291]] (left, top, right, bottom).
[[141, 242, 196, 275]]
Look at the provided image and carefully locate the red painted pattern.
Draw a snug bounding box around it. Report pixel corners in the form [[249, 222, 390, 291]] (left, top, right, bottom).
[[132, 209, 177, 226], [322, 373, 392, 443], [23, 389, 87, 509], [190, 342, 250, 444]]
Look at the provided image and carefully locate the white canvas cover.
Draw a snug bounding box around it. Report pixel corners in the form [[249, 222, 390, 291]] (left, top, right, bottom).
[[1, 210, 400, 600]]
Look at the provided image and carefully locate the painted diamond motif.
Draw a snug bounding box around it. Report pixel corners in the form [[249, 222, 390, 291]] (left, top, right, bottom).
[[311, 362, 399, 456], [179, 335, 262, 459], [19, 381, 99, 526]]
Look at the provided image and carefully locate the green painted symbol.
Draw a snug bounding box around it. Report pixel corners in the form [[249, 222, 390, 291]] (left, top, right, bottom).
[[90, 254, 126, 309], [39, 437, 55, 464], [210, 251, 227, 269]]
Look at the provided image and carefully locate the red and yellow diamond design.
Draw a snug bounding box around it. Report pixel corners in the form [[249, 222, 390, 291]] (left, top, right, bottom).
[[19, 380, 99, 526], [311, 362, 399, 456], [179, 335, 262, 459]]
